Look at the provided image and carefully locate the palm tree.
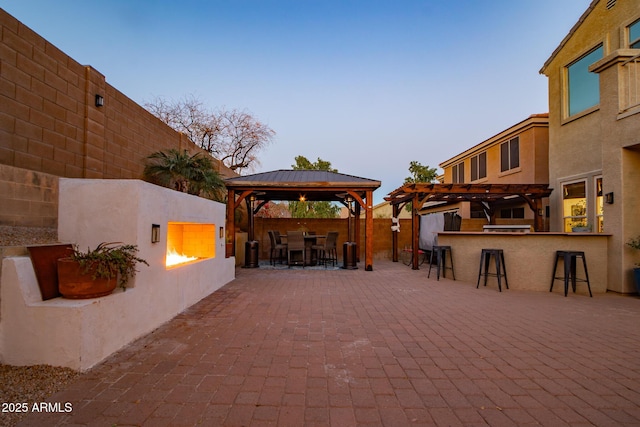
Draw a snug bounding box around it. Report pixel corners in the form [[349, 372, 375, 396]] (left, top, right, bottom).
[[143, 149, 225, 201]]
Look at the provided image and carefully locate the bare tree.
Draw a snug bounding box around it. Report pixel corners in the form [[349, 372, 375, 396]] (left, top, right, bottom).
[[215, 109, 275, 173], [144, 95, 275, 173]]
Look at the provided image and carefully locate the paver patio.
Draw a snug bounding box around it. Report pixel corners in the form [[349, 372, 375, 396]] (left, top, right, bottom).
[[16, 260, 640, 426]]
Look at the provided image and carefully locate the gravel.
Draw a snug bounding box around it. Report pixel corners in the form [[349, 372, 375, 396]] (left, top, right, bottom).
[[0, 364, 79, 427], [1, 227, 75, 426], [0, 226, 59, 247]]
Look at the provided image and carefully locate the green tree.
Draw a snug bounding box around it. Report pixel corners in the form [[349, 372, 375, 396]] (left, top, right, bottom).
[[143, 149, 225, 201], [292, 155, 337, 172], [404, 161, 438, 184], [288, 156, 341, 218], [403, 161, 438, 212]]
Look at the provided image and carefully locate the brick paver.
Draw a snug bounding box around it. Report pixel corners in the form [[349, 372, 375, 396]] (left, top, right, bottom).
[[16, 261, 640, 426]]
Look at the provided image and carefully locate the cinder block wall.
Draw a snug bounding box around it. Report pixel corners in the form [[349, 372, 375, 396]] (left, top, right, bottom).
[[0, 164, 57, 227], [0, 8, 234, 227], [254, 217, 413, 261]]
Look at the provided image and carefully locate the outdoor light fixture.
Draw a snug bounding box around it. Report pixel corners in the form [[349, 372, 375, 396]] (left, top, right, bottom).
[[95, 94, 104, 107], [605, 192, 614, 204], [299, 194, 306, 202], [151, 224, 160, 243], [219, 226, 224, 239]]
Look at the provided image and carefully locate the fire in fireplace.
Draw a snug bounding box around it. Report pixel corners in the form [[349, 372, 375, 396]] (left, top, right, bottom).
[[166, 222, 216, 267]]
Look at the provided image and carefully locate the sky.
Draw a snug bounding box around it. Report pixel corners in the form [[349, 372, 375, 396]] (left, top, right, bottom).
[[2, 0, 590, 204]]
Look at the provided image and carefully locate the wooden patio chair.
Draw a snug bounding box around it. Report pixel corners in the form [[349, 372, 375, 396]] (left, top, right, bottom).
[[312, 231, 339, 267], [268, 230, 287, 265], [287, 231, 306, 268]]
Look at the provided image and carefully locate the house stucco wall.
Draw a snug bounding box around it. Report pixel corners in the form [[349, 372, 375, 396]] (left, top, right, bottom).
[[434, 115, 550, 231], [541, 0, 640, 293], [440, 114, 549, 186]]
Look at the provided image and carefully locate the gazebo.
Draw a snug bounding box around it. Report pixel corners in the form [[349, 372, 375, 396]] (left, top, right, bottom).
[[385, 183, 553, 269], [225, 170, 381, 270]]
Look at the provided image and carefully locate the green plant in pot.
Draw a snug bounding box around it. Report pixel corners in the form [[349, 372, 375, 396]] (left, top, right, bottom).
[[57, 242, 149, 299], [571, 221, 592, 233], [626, 236, 640, 295]]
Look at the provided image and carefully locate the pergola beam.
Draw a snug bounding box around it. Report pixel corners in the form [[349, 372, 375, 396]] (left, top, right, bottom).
[[385, 183, 553, 268]]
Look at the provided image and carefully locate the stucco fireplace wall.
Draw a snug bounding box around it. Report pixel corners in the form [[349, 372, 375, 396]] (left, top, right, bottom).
[[0, 179, 235, 370]]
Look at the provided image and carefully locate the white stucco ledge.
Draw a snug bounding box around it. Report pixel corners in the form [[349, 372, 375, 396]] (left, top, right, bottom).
[[437, 231, 610, 294], [0, 179, 236, 371]]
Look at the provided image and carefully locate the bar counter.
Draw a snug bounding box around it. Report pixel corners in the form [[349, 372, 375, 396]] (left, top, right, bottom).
[[436, 232, 610, 295]]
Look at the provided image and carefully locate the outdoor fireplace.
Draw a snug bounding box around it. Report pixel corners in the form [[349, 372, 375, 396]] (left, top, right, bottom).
[[11, 179, 236, 370], [166, 221, 216, 267]]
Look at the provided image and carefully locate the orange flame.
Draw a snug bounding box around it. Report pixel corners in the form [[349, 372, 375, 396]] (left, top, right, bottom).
[[166, 248, 198, 267]]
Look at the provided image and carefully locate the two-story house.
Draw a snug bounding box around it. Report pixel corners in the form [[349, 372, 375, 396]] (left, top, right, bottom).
[[433, 114, 550, 231], [540, 0, 640, 293]]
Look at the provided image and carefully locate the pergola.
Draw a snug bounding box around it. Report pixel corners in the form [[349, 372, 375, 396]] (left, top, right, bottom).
[[385, 183, 553, 269], [224, 170, 381, 270]]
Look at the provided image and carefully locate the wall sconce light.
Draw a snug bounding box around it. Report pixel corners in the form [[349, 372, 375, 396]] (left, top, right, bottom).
[[95, 94, 104, 107], [219, 226, 224, 239], [605, 192, 614, 204], [151, 224, 160, 243], [299, 194, 306, 202]]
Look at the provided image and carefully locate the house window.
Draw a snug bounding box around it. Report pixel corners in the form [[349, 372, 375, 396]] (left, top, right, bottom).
[[500, 137, 519, 172], [562, 181, 587, 232], [595, 177, 604, 232], [567, 45, 603, 116], [499, 207, 525, 219], [630, 19, 640, 48], [470, 202, 487, 219], [452, 162, 464, 183], [471, 152, 487, 181]]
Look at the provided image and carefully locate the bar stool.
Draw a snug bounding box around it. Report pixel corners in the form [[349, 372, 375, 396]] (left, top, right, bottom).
[[477, 249, 508, 292], [550, 251, 592, 297], [428, 245, 455, 280]]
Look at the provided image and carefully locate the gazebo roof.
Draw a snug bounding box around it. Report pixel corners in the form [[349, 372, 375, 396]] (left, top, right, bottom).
[[224, 169, 381, 270], [225, 169, 381, 202]]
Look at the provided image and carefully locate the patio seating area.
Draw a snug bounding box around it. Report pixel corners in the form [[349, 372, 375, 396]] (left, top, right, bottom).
[[266, 230, 340, 269], [17, 260, 640, 426]]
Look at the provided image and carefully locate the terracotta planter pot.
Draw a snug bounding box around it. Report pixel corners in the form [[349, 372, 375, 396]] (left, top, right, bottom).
[[27, 244, 72, 300], [57, 258, 117, 299]]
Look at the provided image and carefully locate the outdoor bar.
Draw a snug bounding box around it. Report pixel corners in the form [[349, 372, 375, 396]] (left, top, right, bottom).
[[437, 231, 609, 294]]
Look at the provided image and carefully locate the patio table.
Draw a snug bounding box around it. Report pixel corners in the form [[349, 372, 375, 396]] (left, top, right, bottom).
[[281, 234, 326, 265]]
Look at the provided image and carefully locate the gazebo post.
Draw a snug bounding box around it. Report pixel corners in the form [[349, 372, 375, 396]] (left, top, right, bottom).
[[534, 199, 544, 232], [355, 201, 361, 263], [411, 193, 420, 270], [392, 203, 399, 262], [246, 194, 255, 241], [522, 195, 545, 232], [226, 189, 235, 258], [365, 189, 374, 271]]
